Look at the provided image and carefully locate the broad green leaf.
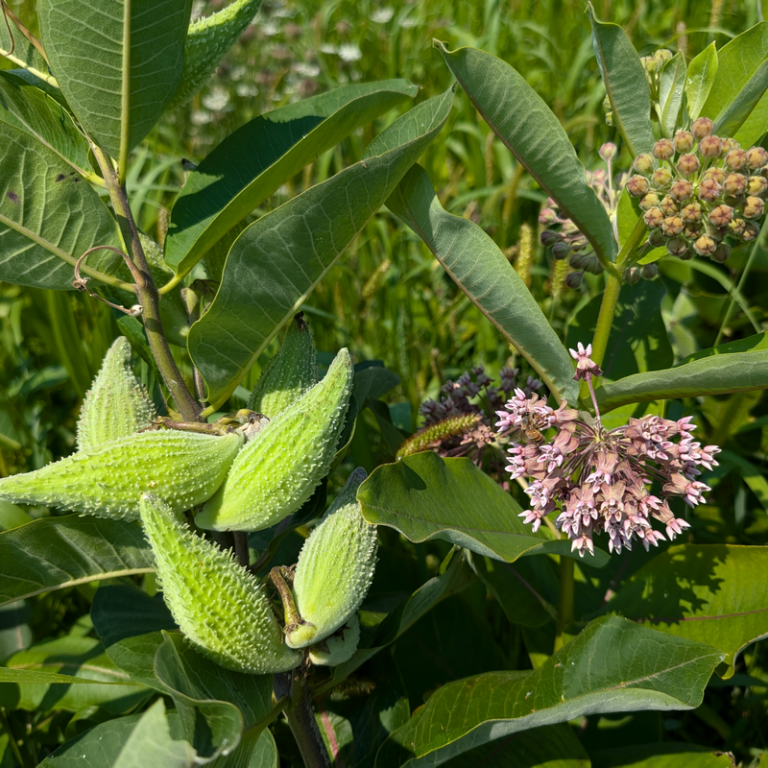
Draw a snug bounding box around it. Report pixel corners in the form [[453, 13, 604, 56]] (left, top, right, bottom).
[[616, 187, 638, 249], [590, 743, 735, 768], [437, 40, 617, 264], [720, 451, 768, 512], [387, 163, 579, 404], [597, 332, 768, 411], [358, 452, 609, 566], [701, 22, 768, 119], [92, 584, 176, 648], [106, 631, 169, 692], [207, 729, 278, 768], [0, 516, 155, 609], [685, 43, 718, 121], [0, 124, 125, 290], [659, 52, 686, 138], [713, 58, 768, 140], [188, 88, 453, 407], [0, 600, 31, 661], [602, 544, 768, 678], [587, 5, 654, 155], [0, 13, 48, 79], [0, 636, 149, 712], [375, 616, 723, 767], [166, 80, 418, 276], [0, 71, 89, 172], [38, 0, 193, 163]]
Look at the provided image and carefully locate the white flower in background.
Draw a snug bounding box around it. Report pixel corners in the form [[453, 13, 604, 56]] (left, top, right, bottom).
[[338, 43, 363, 62], [370, 7, 394, 23], [202, 87, 230, 112], [293, 62, 320, 78]]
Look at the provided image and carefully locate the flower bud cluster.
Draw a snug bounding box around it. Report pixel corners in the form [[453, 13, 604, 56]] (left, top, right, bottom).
[[640, 49, 674, 102], [496, 343, 720, 557], [539, 143, 626, 289], [630, 119, 768, 263]]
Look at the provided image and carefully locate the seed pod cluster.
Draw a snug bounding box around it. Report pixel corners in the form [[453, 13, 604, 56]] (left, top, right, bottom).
[[285, 468, 377, 650], [196, 347, 354, 532], [140, 493, 301, 674], [630, 118, 768, 263]]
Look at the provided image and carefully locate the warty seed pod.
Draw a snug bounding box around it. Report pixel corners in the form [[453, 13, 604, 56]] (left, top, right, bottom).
[[196, 348, 354, 532], [0, 430, 243, 521], [249, 313, 317, 419], [308, 615, 361, 667], [286, 467, 377, 649], [140, 493, 301, 674], [77, 337, 157, 452]]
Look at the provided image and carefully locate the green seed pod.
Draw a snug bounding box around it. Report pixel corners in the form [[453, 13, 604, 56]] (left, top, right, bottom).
[[197, 349, 354, 532], [308, 615, 361, 667], [77, 337, 157, 452], [140, 493, 301, 674], [0, 431, 243, 521], [169, 0, 262, 109], [249, 313, 317, 418], [286, 468, 377, 649]]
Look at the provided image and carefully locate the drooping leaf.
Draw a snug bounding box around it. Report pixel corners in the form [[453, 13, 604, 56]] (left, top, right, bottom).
[[659, 52, 686, 138], [436, 40, 617, 264], [0, 516, 154, 609], [685, 43, 718, 122], [588, 4, 655, 154], [188, 87, 453, 407], [38, 0, 193, 163], [601, 544, 768, 678], [166, 79, 418, 276], [375, 616, 723, 767], [597, 332, 768, 411], [358, 452, 609, 566], [0, 124, 125, 290], [387, 163, 579, 404]]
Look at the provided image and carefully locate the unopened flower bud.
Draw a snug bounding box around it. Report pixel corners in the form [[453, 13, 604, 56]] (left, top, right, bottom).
[[540, 230, 559, 247], [747, 146, 768, 169], [569, 252, 585, 269], [539, 208, 559, 226], [693, 234, 717, 256], [742, 221, 760, 241], [721, 138, 740, 153], [552, 240, 571, 260], [605, 111, 614, 127], [633, 153, 655, 174], [729, 218, 746, 237], [711, 243, 731, 262], [599, 142, 617, 162], [627, 174, 650, 196], [723, 173, 747, 197], [662, 216, 684, 237], [654, 49, 673, 66], [652, 167, 673, 189], [684, 224, 702, 239], [708, 204, 734, 227], [699, 178, 722, 202], [648, 228, 665, 247], [584, 255, 604, 275], [691, 117, 713, 139], [666, 237, 690, 257], [641, 55, 656, 74], [680, 201, 702, 223], [743, 195, 765, 219], [624, 266, 640, 284], [748, 175, 768, 196], [653, 138, 675, 160], [643, 207, 664, 228], [639, 192, 660, 211], [674, 131, 694, 153], [565, 271, 584, 289], [659, 196, 679, 216], [669, 179, 693, 202], [699, 135, 723, 158], [703, 166, 725, 184], [676, 153, 700, 175], [641, 263, 659, 279], [725, 148, 747, 170]]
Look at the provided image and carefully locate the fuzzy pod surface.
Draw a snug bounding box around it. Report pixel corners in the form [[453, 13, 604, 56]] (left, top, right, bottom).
[[249, 313, 317, 418], [77, 337, 157, 452], [140, 493, 300, 674], [0, 431, 243, 521], [196, 348, 354, 532], [287, 467, 377, 648], [308, 614, 361, 666]]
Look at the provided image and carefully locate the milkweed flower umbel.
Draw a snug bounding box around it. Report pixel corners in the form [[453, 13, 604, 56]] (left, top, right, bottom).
[[496, 344, 720, 557]]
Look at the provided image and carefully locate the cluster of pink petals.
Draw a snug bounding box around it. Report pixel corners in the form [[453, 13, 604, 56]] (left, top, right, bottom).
[[496, 345, 720, 557]]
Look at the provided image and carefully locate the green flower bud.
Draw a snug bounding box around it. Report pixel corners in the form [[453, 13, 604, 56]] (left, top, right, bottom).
[[197, 348, 354, 532], [140, 494, 301, 674], [712, 243, 731, 262], [723, 173, 747, 197], [250, 313, 318, 419], [680, 202, 702, 224], [651, 167, 673, 190], [648, 228, 665, 247], [659, 196, 679, 217], [725, 149, 748, 170], [623, 266, 640, 285], [729, 218, 746, 237], [661, 216, 684, 237], [708, 204, 734, 227], [641, 263, 659, 279], [641, 55, 656, 74], [627, 175, 650, 197], [742, 221, 760, 241], [599, 143, 617, 162], [633, 153, 655, 174], [676, 153, 700, 176], [308, 615, 360, 667], [666, 237, 691, 258], [673, 131, 694, 153], [743, 195, 765, 219], [691, 117, 713, 139], [286, 468, 377, 649], [684, 224, 703, 240], [551, 241, 571, 260], [639, 192, 660, 211], [721, 138, 740, 153], [605, 111, 614, 127], [669, 179, 693, 202], [747, 146, 768, 170], [699, 178, 722, 202], [653, 139, 675, 161], [748, 176, 768, 196], [699, 135, 723, 158], [77, 337, 157, 452], [0, 431, 243, 521], [643, 207, 664, 228], [693, 234, 717, 257], [654, 49, 673, 66], [583, 255, 604, 275]]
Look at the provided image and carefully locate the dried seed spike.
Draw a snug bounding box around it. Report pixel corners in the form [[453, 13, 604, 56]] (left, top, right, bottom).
[[308, 614, 361, 667], [249, 312, 317, 419], [196, 348, 354, 532], [286, 468, 377, 649], [140, 493, 301, 674], [0, 431, 243, 521], [77, 337, 157, 452]]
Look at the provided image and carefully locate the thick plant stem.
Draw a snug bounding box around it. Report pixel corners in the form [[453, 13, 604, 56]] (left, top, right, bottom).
[[91, 144, 202, 422], [554, 555, 574, 652], [275, 672, 331, 768], [589, 270, 622, 370]]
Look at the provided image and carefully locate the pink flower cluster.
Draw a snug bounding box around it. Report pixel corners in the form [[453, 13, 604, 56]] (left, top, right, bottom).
[[496, 344, 720, 557]]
